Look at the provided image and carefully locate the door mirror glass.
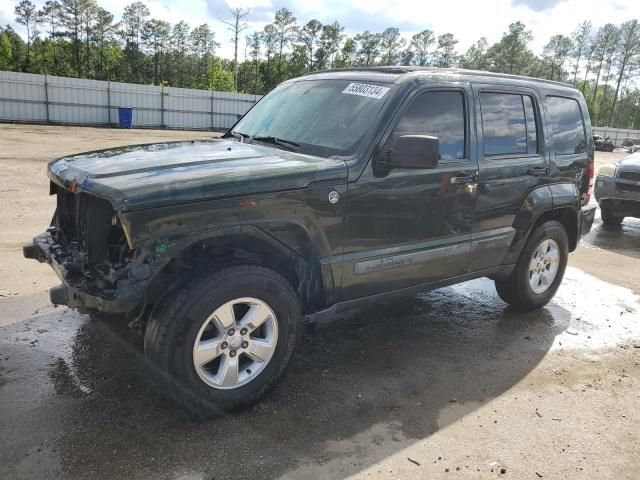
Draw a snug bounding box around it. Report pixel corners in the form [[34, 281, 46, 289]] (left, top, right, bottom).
[[383, 135, 439, 169]]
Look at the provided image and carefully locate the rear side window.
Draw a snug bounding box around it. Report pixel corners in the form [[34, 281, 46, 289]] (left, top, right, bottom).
[[546, 96, 587, 155], [480, 92, 538, 156], [394, 90, 466, 160]]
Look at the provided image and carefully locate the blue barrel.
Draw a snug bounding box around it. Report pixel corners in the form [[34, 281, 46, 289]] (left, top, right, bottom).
[[118, 107, 133, 128]]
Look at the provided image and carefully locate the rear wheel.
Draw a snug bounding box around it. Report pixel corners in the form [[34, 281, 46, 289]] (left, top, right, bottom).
[[601, 206, 623, 226], [495, 220, 568, 311], [144, 265, 301, 417]]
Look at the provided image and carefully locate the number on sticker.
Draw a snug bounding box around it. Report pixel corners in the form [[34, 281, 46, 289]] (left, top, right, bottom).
[[342, 83, 390, 99]]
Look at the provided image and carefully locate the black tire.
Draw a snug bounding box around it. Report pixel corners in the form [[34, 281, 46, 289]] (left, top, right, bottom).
[[601, 206, 623, 226], [144, 265, 301, 417], [495, 220, 568, 312]]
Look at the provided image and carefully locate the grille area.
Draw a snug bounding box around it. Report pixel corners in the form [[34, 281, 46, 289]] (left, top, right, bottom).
[[53, 184, 130, 271], [617, 182, 640, 193], [618, 170, 640, 182]]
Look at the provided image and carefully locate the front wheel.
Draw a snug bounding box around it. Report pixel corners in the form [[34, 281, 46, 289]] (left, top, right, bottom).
[[495, 220, 568, 311], [144, 265, 302, 416]]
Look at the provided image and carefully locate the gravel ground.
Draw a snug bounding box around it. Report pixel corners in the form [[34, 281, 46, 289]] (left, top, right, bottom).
[[0, 125, 639, 480]]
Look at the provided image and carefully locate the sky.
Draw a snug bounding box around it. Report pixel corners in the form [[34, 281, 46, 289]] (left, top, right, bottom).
[[2, 0, 640, 60]]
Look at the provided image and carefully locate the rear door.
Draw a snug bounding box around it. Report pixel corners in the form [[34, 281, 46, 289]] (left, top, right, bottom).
[[469, 85, 549, 271], [544, 95, 592, 207]]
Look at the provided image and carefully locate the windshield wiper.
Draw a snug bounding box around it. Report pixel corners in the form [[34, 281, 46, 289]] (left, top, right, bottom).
[[227, 130, 250, 142], [252, 136, 300, 152]]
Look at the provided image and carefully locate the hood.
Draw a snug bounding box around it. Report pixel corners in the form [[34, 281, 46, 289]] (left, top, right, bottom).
[[48, 140, 348, 211], [619, 152, 640, 170]]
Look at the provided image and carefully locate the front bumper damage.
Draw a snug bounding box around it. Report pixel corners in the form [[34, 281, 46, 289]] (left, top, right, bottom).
[[23, 229, 143, 313]]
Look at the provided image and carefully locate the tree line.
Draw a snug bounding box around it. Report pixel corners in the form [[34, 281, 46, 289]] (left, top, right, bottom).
[[2, 1, 640, 129]]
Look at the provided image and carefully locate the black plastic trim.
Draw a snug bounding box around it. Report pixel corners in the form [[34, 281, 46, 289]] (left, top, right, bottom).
[[305, 265, 514, 327]]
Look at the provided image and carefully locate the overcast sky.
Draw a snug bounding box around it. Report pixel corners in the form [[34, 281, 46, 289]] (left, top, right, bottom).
[[2, 0, 640, 60]]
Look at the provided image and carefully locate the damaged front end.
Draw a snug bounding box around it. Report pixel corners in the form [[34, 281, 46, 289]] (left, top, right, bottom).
[[23, 182, 148, 313]]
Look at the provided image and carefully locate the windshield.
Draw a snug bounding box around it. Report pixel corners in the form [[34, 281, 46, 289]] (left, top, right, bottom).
[[231, 79, 395, 157]]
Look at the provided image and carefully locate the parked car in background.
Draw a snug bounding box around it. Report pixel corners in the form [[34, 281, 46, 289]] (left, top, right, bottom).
[[595, 152, 640, 225], [622, 137, 640, 153], [24, 67, 596, 415], [594, 135, 615, 152]]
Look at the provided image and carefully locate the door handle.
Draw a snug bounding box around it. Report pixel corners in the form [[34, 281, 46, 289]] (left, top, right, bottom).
[[527, 166, 549, 176], [450, 174, 478, 185]]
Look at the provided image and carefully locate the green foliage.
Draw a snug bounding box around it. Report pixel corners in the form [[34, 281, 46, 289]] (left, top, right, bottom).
[[354, 30, 381, 66], [409, 30, 435, 67], [542, 34, 573, 81], [460, 38, 489, 70], [485, 21, 534, 75], [209, 58, 233, 91], [1, 1, 640, 128], [0, 33, 12, 69], [298, 19, 322, 70], [379, 27, 404, 66], [434, 33, 458, 67]]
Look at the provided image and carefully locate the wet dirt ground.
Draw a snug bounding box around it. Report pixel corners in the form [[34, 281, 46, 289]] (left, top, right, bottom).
[[1, 126, 639, 480]]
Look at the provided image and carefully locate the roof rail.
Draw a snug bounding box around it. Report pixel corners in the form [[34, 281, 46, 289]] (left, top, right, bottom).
[[303, 66, 574, 89]]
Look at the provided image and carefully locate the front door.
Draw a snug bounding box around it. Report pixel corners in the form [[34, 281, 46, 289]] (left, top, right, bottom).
[[469, 85, 550, 271], [340, 86, 478, 300]]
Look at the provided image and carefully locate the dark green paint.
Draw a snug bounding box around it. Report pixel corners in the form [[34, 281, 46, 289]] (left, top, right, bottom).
[[37, 67, 595, 315], [49, 140, 347, 211]]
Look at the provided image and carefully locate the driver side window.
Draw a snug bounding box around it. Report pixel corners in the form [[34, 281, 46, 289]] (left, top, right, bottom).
[[392, 90, 466, 160]]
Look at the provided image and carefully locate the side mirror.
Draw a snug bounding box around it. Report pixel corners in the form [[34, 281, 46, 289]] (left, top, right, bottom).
[[380, 135, 439, 170]]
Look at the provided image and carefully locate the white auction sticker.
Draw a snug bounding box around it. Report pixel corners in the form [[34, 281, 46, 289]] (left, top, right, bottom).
[[342, 83, 390, 99]]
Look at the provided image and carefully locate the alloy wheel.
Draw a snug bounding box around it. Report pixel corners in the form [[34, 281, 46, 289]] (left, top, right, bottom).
[[192, 297, 278, 390]]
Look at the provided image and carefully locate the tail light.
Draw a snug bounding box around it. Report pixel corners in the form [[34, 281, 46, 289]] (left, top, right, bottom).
[[585, 159, 595, 204]]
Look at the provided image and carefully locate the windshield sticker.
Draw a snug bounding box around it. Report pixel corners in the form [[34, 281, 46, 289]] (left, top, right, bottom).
[[342, 83, 390, 99]]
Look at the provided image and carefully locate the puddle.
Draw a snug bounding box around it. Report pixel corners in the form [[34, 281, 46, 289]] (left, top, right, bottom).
[[448, 267, 640, 350], [580, 212, 640, 260]]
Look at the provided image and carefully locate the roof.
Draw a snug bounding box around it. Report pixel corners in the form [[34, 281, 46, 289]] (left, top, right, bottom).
[[303, 66, 575, 90]]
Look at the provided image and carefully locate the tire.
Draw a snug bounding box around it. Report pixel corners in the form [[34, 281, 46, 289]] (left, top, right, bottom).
[[601, 206, 623, 226], [495, 220, 568, 312], [144, 265, 302, 417]]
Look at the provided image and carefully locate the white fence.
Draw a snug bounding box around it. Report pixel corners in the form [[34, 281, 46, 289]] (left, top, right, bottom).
[[592, 126, 640, 146], [0, 71, 261, 130]]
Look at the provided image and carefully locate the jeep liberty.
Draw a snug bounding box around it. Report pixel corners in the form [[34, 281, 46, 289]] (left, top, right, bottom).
[[24, 67, 596, 414]]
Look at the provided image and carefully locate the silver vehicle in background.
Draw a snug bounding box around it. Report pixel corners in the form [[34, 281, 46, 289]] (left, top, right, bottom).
[[595, 152, 640, 225]]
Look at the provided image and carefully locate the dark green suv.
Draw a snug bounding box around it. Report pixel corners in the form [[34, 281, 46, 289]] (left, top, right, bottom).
[[24, 67, 596, 414]]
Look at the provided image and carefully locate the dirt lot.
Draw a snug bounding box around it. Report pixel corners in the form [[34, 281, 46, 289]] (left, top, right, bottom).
[[1, 125, 639, 480]]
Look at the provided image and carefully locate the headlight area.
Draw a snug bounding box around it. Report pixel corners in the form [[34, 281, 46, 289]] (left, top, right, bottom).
[[595, 164, 617, 188], [598, 164, 617, 177]]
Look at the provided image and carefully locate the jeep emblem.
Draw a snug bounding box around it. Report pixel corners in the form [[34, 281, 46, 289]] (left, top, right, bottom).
[[328, 191, 340, 204]]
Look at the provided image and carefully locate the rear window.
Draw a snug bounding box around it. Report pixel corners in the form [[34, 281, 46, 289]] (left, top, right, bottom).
[[480, 92, 538, 156], [546, 96, 587, 155]]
